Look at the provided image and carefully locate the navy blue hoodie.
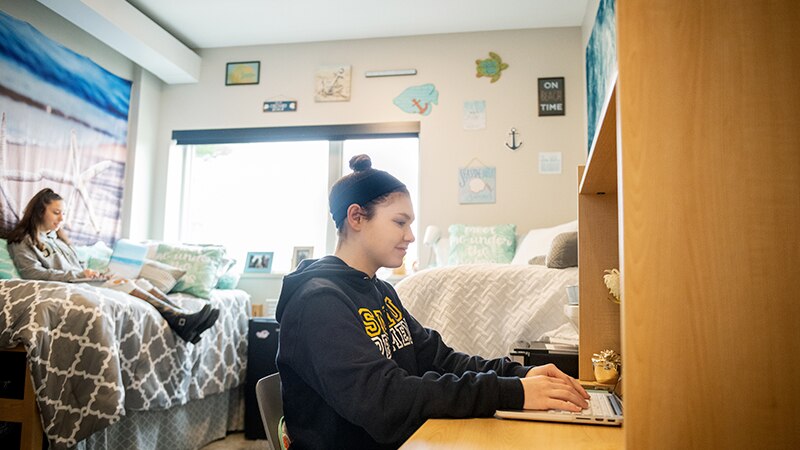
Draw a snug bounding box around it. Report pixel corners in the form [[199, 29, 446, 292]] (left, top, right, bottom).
[[275, 256, 530, 449]]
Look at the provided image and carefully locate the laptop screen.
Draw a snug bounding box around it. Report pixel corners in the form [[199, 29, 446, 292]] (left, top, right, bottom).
[[106, 239, 148, 279]]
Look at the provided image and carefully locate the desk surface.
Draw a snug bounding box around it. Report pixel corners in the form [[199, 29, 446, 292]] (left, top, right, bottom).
[[400, 417, 623, 450]]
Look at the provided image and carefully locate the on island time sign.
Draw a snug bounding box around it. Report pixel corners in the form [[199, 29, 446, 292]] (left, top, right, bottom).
[[538, 77, 565, 116]]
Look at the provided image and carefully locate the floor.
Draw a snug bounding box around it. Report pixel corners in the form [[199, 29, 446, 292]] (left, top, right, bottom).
[[200, 432, 268, 450]]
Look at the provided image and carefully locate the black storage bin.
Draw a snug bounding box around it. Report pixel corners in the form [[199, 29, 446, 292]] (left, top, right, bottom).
[[245, 318, 280, 440]]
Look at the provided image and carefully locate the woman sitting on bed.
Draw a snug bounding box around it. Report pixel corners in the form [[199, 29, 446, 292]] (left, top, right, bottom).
[[6, 188, 218, 343], [276, 155, 589, 449]]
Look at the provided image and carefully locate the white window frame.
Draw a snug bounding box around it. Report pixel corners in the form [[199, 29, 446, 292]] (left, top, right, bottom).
[[171, 122, 420, 258]]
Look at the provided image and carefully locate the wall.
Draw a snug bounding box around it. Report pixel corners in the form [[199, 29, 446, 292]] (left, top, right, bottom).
[[154, 28, 586, 244]]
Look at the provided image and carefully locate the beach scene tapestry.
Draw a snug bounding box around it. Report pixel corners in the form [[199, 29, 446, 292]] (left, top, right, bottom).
[[585, 0, 617, 153], [0, 11, 131, 245]]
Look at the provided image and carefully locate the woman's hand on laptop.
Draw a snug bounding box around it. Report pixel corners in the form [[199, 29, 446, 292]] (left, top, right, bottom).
[[520, 364, 589, 411], [526, 363, 589, 399], [82, 269, 101, 278]]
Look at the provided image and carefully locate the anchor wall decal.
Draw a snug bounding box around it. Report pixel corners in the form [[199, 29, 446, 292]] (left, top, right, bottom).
[[505, 128, 522, 150]]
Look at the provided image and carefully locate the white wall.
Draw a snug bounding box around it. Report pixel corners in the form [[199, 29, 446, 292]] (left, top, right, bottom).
[[154, 28, 586, 244]]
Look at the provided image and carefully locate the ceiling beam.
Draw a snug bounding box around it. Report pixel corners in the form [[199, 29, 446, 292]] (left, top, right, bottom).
[[37, 0, 200, 84]]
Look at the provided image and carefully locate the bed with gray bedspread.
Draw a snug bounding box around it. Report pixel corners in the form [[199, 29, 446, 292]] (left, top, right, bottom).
[[0, 279, 250, 449]]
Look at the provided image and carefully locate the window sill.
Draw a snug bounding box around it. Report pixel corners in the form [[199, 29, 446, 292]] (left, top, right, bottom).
[[239, 272, 286, 280]]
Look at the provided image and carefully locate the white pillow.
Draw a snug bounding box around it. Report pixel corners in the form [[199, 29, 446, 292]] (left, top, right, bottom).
[[511, 220, 578, 265]]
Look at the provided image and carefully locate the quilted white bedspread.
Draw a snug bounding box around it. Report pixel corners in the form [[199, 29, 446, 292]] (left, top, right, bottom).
[[395, 264, 578, 359]]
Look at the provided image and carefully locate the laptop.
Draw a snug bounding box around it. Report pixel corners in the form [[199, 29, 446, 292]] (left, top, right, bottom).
[[70, 239, 148, 283], [495, 378, 623, 426]]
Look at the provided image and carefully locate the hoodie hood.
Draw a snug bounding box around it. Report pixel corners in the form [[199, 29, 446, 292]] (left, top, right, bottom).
[[276, 255, 373, 321]]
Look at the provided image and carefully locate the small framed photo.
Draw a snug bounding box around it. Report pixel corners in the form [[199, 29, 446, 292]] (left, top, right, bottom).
[[291, 246, 314, 270], [226, 61, 260, 86], [244, 251, 273, 273]]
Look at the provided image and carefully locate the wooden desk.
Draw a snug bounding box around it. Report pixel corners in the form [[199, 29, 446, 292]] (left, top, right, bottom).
[[400, 417, 622, 450]]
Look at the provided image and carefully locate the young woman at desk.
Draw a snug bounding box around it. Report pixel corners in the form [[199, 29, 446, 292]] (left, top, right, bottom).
[[6, 188, 218, 343], [276, 155, 589, 449]]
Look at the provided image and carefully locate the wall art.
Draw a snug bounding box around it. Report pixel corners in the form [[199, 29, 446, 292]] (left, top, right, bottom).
[[538, 77, 565, 116], [393, 83, 438, 116], [0, 11, 131, 245], [463, 100, 486, 130], [314, 65, 352, 102], [475, 52, 508, 83], [458, 167, 496, 204], [226, 61, 260, 85], [586, 0, 617, 152]]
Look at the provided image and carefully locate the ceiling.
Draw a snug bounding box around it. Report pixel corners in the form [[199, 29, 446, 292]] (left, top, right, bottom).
[[126, 0, 590, 49]]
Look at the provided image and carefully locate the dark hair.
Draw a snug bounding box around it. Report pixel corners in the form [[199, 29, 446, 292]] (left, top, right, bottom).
[[329, 154, 408, 235], [7, 188, 69, 250]]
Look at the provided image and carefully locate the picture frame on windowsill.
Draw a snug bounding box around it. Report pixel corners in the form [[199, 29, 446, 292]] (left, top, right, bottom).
[[291, 246, 314, 270], [244, 251, 273, 273]]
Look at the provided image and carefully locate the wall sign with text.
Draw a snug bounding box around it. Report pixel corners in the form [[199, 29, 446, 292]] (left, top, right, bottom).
[[538, 77, 565, 116], [263, 100, 297, 112]]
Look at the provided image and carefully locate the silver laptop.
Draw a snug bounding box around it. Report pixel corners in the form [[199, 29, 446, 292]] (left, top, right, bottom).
[[70, 239, 147, 283], [495, 379, 623, 426]]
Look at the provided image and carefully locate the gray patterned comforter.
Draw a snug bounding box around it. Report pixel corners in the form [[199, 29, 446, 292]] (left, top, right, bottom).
[[0, 279, 250, 449]]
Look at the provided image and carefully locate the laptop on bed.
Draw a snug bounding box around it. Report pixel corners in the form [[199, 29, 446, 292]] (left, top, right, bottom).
[[69, 239, 147, 283], [495, 378, 623, 426]]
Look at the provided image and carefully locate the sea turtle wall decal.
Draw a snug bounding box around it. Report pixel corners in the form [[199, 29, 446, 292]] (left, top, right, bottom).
[[475, 52, 508, 83]]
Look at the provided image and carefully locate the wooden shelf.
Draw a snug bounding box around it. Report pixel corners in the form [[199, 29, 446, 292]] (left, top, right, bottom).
[[580, 85, 618, 195], [577, 82, 621, 381]]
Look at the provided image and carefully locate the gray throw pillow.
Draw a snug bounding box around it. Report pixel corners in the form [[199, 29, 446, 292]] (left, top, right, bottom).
[[139, 259, 186, 293], [545, 232, 578, 269], [528, 255, 546, 265]]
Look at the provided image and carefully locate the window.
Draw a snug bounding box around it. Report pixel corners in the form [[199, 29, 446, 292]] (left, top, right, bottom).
[[173, 124, 419, 275]]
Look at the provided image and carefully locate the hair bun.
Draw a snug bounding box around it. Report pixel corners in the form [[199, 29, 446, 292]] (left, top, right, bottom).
[[349, 154, 372, 172]]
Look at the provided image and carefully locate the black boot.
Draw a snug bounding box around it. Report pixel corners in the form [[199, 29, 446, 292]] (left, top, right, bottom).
[[167, 303, 215, 342], [189, 307, 220, 344], [132, 288, 215, 342]]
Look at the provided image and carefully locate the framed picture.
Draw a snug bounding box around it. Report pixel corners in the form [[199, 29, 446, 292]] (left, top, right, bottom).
[[538, 77, 565, 116], [244, 251, 273, 273], [314, 65, 351, 102], [291, 246, 314, 270], [458, 167, 496, 204], [226, 61, 260, 86]]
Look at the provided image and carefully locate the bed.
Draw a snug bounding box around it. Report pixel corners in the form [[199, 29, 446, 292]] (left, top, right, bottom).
[[0, 279, 251, 450], [396, 221, 580, 359]]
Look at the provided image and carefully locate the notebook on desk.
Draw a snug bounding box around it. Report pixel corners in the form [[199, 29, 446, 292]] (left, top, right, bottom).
[[495, 379, 623, 426]]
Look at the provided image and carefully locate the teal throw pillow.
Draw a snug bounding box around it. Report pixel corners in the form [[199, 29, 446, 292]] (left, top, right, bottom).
[[215, 271, 241, 290], [1, 238, 21, 279], [153, 243, 227, 298], [447, 224, 517, 265], [73, 241, 113, 272]]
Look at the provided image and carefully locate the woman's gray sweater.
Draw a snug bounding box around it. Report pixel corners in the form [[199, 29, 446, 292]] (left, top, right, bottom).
[[8, 231, 84, 281]]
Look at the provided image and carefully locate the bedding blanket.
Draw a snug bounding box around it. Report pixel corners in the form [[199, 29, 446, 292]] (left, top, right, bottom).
[[0, 280, 249, 449], [395, 264, 578, 359]]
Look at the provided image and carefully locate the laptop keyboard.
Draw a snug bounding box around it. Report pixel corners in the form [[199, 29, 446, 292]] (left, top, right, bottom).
[[550, 392, 613, 417]]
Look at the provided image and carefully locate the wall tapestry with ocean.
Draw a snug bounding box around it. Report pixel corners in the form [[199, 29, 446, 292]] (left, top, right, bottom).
[[0, 10, 131, 245]]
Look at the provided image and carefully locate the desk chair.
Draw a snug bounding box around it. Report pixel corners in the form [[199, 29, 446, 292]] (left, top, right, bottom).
[[256, 373, 284, 450]]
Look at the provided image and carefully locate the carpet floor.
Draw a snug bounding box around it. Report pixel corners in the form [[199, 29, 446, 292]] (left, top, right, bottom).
[[200, 432, 268, 450]]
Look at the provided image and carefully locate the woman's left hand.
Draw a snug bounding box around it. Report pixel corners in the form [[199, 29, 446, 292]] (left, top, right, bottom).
[[526, 363, 589, 399]]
